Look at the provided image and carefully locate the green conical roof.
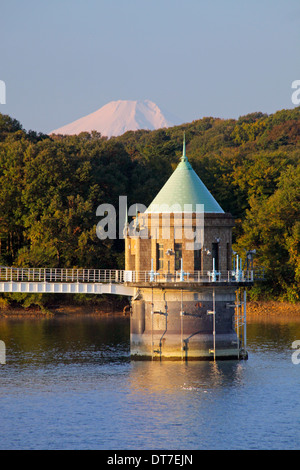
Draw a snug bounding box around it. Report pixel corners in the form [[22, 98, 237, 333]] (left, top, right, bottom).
[[146, 135, 224, 214]]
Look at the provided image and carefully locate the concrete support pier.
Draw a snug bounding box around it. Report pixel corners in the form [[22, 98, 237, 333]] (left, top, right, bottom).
[[130, 285, 246, 360]]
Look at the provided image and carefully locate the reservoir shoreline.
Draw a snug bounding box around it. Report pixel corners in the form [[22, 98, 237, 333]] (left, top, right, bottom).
[[0, 300, 299, 317]]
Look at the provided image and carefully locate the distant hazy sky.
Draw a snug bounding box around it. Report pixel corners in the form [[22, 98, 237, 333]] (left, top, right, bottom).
[[1, 0, 300, 133]]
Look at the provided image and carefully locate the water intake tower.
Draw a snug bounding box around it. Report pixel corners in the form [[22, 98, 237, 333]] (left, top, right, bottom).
[[125, 135, 249, 360]]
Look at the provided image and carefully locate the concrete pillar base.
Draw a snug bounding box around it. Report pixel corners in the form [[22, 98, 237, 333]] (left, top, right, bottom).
[[131, 332, 241, 360], [130, 286, 247, 361]]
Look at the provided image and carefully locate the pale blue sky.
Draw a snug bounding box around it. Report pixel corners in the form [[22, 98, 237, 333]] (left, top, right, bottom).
[[1, 0, 300, 133]]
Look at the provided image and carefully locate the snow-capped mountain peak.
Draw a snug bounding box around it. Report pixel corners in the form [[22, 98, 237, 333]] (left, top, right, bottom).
[[51, 100, 176, 137]]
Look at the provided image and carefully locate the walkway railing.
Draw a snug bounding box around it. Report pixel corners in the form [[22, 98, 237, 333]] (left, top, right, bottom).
[[0, 266, 264, 284]]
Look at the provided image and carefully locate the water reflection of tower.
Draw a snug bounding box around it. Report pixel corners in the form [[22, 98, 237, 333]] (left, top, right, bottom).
[[125, 135, 249, 360], [129, 361, 245, 395]]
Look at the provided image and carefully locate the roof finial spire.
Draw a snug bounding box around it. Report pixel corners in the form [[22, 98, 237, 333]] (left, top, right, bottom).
[[181, 132, 188, 162]]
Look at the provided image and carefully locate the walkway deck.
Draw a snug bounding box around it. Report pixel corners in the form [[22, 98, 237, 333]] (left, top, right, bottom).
[[0, 266, 264, 296]]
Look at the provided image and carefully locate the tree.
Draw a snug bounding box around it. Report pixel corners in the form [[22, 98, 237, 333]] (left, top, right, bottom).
[[235, 164, 300, 301]]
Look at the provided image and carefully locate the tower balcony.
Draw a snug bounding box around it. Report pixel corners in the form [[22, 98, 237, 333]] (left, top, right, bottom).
[[123, 267, 264, 287]]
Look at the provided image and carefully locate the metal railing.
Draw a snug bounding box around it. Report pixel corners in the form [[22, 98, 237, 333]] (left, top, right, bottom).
[[0, 266, 264, 284], [123, 269, 262, 283], [0, 267, 124, 284]]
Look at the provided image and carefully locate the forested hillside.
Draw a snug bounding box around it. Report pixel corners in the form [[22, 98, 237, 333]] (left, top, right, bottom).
[[0, 107, 299, 307]]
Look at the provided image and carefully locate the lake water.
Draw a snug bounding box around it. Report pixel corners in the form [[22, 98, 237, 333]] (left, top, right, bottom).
[[0, 312, 300, 450]]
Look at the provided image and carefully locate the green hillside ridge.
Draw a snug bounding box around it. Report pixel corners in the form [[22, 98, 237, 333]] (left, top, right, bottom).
[[0, 107, 299, 310]]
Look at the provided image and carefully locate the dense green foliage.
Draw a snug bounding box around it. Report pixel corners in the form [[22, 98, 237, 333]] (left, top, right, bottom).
[[0, 107, 299, 307]]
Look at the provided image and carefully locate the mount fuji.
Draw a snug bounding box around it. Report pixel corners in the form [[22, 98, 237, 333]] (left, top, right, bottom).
[[50, 100, 178, 137]]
